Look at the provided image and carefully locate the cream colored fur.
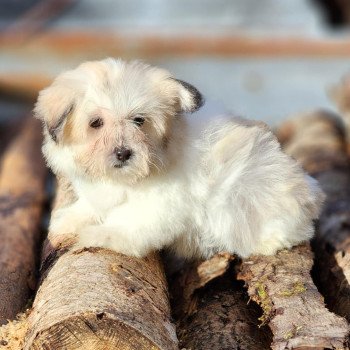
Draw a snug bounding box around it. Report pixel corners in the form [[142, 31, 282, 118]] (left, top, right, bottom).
[[35, 58, 325, 258]]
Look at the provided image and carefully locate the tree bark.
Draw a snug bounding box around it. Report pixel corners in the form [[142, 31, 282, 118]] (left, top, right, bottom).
[[238, 244, 349, 350], [24, 179, 178, 350], [277, 110, 350, 324], [170, 253, 272, 350], [0, 117, 46, 325]]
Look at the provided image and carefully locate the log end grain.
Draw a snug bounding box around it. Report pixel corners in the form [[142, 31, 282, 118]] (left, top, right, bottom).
[[30, 314, 163, 350]]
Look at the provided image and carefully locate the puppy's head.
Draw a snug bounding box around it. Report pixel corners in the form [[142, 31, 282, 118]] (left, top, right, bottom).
[[35, 59, 204, 183]]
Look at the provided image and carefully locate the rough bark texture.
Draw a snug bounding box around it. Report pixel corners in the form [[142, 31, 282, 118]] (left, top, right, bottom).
[[238, 244, 349, 350], [25, 248, 178, 350], [277, 110, 350, 323], [170, 253, 272, 350], [24, 179, 178, 350], [0, 117, 46, 325]]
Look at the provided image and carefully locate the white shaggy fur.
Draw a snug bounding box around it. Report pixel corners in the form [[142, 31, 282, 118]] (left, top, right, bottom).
[[35, 58, 325, 259]]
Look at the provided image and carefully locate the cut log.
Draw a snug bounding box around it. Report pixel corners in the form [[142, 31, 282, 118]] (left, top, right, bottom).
[[25, 248, 178, 350], [277, 110, 350, 324], [24, 180, 178, 349], [0, 117, 46, 324], [170, 253, 272, 350], [238, 244, 349, 350]]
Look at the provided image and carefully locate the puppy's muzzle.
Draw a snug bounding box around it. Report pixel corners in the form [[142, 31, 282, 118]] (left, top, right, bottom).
[[114, 147, 132, 167]]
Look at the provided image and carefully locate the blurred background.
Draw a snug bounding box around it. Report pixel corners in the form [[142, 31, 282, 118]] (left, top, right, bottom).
[[1, 0, 350, 127]]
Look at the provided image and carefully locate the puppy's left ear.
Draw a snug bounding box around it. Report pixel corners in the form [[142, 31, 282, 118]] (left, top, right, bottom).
[[173, 78, 204, 113]]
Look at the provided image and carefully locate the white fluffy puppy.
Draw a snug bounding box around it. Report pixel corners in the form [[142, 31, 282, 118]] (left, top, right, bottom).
[[35, 58, 324, 258]]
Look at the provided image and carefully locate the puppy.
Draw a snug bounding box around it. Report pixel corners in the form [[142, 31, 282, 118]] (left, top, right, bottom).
[[35, 58, 324, 258]]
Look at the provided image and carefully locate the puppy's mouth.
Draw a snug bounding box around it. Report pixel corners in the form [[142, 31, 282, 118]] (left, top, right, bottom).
[[113, 161, 129, 169]]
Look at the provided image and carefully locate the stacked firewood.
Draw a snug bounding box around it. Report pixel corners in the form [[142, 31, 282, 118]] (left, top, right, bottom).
[[1, 78, 350, 349]]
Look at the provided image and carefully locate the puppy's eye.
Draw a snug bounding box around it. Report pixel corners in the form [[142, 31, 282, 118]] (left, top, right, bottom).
[[89, 117, 104, 129], [132, 115, 145, 126]]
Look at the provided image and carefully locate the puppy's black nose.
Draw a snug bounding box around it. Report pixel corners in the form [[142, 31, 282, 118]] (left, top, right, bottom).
[[115, 147, 132, 162]]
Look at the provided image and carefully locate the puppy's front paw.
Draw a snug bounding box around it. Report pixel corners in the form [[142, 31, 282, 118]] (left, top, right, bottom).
[[48, 209, 83, 251], [47, 231, 78, 251], [49, 215, 75, 237], [75, 225, 142, 257], [49, 206, 91, 237], [75, 225, 106, 248]]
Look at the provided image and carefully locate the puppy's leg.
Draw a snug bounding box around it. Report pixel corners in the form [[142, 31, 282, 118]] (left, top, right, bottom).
[[253, 175, 324, 256], [49, 198, 99, 245], [252, 219, 314, 256], [73, 224, 141, 256], [75, 223, 179, 257], [71, 193, 188, 256]]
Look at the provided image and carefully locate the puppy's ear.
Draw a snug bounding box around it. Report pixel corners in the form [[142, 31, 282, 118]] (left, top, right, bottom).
[[34, 83, 75, 143], [173, 78, 204, 113]]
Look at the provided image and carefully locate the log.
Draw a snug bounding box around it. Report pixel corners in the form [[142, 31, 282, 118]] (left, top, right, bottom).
[[238, 244, 349, 350], [0, 117, 25, 158], [24, 180, 178, 349], [330, 75, 350, 154], [170, 253, 272, 350], [277, 110, 350, 323], [0, 74, 51, 103], [2, 32, 350, 58], [0, 117, 46, 324], [25, 249, 178, 350]]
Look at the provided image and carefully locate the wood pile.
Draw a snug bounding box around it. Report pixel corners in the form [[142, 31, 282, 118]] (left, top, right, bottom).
[[0, 118, 46, 325], [1, 81, 350, 349]]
